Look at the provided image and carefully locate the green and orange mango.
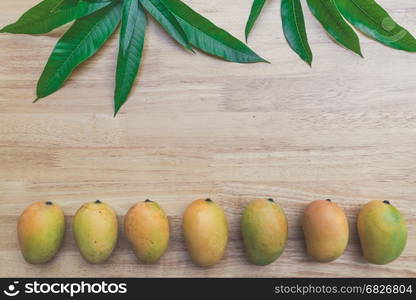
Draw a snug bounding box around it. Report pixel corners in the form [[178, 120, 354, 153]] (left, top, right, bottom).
[[18, 201, 65, 264], [183, 199, 228, 267], [72, 200, 118, 263], [241, 198, 288, 265], [357, 200, 407, 265], [124, 200, 170, 264], [302, 199, 349, 262]]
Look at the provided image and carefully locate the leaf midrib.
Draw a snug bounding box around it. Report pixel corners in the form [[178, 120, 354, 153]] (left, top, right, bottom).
[[291, 0, 309, 56], [120, 0, 138, 53], [348, 0, 397, 36], [118, 9, 143, 86]]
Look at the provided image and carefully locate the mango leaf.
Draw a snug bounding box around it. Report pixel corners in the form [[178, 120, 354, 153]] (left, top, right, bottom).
[[0, 0, 110, 34], [140, 0, 192, 50], [334, 0, 416, 52], [281, 0, 312, 65], [56, 0, 79, 10], [57, 0, 111, 10], [306, 0, 362, 56], [245, 0, 266, 41], [36, 2, 122, 100], [162, 0, 267, 63], [114, 0, 147, 115]]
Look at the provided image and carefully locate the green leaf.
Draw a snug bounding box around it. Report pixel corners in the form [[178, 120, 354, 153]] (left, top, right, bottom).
[[56, 0, 79, 11], [281, 0, 313, 65], [114, 0, 147, 115], [334, 0, 416, 52], [57, 0, 111, 9], [36, 2, 122, 100], [245, 0, 266, 41], [140, 0, 191, 50], [306, 0, 362, 56], [161, 0, 266, 63], [0, 0, 111, 35]]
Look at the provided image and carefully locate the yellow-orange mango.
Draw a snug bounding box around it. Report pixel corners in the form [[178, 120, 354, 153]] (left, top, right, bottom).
[[183, 199, 228, 267], [302, 199, 349, 262], [124, 200, 170, 263], [358, 200, 407, 265], [72, 200, 118, 263], [18, 201, 65, 264], [241, 198, 288, 265]]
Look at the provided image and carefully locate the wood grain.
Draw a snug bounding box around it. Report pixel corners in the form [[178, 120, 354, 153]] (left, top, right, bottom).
[[0, 0, 415, 277]]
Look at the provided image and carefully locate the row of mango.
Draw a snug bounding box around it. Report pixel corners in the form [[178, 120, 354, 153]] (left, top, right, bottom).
[[17, 198, 407, 267]]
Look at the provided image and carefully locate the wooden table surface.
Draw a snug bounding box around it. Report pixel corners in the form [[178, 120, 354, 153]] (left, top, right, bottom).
[[0, 0, 415, 278]]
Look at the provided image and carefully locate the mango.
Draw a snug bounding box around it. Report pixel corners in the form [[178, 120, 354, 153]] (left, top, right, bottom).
[[72, 200, 118, 263], [241, 198, 288, 265], [183, 198, 228, 267], [357, 200, 407, 265], [18, 201, 65, 264], [302, 199, 349, 262], [124, 199, 170, 263]]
